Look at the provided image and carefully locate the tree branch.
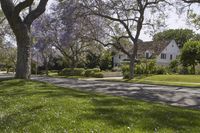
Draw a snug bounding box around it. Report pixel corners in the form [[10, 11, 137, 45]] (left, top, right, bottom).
[[14, 0, 34, 17], [0, 0, 15, 23], [182, 0, 200, 3], [24, 0, 49, 26]]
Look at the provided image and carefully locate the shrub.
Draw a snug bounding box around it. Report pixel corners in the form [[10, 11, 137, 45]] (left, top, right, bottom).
[[84, 68, 101, 77], [135, 64, 145, 74], [60, 68, 85, 76], [93, 72, 104, 78], [123, 71, 130, 79], [121, 62, 167, 79], [99, 51, 112, 70], [178, 66, 189, 75], [169, 59, 179, 73], [155, 66, 167, 74], [121, 65, 129, 74], [92, 68, 101, 73]]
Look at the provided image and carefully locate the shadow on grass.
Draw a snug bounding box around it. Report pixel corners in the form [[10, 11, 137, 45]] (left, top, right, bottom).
[[0, 105, 45, 130], [78, 97, 200, 131], [0, 79, 200, 132]]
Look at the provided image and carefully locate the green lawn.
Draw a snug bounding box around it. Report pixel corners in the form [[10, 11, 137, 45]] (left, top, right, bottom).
[[120, 75, 200, 87], [0, 79, 200, 132], [141, 75, 200, 83]]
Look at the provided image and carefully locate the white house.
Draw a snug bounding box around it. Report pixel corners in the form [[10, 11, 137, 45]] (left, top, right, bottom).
[[113, 40, 181, 66]]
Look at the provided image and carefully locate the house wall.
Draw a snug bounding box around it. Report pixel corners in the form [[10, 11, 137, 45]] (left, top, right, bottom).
[[156, 40, 180, 66], [113, 40, 181, 67], [113, 54, 128, 67]]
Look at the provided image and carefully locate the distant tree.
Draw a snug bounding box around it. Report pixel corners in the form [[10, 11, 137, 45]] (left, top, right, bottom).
[[48, 0, 96, 69], [180, 41, 200, 74], [85, 52, 100, 69], [99, 50, 113, 70], [0, 43, 17, 73], [153, 29, 195, 47], [188, 11, 200, 30], [32, 14, 54, 76], [83, 0, 169, 79], [178, 0, 200, 32]]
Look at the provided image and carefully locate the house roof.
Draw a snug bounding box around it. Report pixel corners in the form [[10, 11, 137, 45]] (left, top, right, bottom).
[[138, 40, 172, 56], [112, 40, 176, 58]]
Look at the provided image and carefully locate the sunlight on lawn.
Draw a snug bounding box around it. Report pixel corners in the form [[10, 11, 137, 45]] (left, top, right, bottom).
[[0, 79, 200, 132]]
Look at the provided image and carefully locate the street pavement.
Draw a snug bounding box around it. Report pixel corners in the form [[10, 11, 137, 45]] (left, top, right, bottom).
[[0, 73, 200, 109], [31, 76, 200, 109]]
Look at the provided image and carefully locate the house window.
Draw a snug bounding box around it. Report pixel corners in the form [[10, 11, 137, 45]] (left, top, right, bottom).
[[161, 53, 166, 59], [170, 54, 173, 60], [146, 52, 149, 59]]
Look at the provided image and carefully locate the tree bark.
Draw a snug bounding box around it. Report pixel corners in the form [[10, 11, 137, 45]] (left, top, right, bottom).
[[15, 27, 32, 79], [129, 56, 135, 79]]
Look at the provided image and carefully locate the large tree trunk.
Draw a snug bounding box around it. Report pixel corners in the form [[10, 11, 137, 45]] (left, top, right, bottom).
[[1, 0, 49, 79], [129, 56, 135, 79], [15, 28, 32, 79]]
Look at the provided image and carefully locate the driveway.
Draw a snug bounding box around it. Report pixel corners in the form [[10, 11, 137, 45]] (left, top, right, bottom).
[[30, 76, 200, 109]]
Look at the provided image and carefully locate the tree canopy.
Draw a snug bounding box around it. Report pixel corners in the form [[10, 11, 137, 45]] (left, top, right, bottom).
[[153, 29, 195, 47], [180, 41, 200, 74]]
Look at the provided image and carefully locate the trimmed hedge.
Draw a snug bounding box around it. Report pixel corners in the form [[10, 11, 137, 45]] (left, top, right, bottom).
[[59, 68, 85, 76], [59, 68, 103, 78], [84, 68, 101, 77], [92, 72, 104, 78]]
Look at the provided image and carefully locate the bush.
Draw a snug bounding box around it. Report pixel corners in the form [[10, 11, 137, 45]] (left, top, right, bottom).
[[84, 68, 101, 77], [121, 62, 167, 79], [123, 71, 130, 79], [155, 66, 167, 74], [93, 72, 104, 78], [169, 59, 179, 73], [121, 65, 129, 74], [178, 66, 189, 75], [84, 69, 94, 77], [60, 68, 85, 76], [99, 51, 112, 70], [135, 64, 145, 74]]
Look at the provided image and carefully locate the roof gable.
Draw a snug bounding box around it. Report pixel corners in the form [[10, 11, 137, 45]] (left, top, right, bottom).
[[138, 40, 172, 55]]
